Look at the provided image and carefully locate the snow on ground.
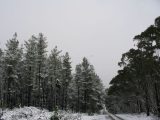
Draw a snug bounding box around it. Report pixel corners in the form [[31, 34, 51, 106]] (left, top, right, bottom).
[[0, 107, 112, 120], [2, 107, 159, 120], [0, 107, 82, 120], [1, 107, 53, 120], [81, 114, 110, 120], [116, 113, 159, 120]]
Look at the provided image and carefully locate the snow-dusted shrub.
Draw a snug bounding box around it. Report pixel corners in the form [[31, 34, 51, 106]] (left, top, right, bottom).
[[1, 107, 53, 120], [50, 106, 61, 120], [56, 110, 81, 120], [0, 107, 81, 120]]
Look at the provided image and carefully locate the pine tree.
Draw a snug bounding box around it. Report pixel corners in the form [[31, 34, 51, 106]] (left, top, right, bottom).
[[61, 52, 72, 110], [47, 46, 62, 110], [0, 49, 4, 107], [24, 35, 37, 106], [72, 57, 105, 113], [0, 33, 105, 113], [36, 33, 48, 107], [81, 57, 93, 113], [74, 64, 83, 112], [4, 33, 23, 108]]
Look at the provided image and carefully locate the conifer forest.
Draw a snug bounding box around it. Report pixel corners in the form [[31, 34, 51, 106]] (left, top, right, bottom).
[[0, 33, 105, 113]]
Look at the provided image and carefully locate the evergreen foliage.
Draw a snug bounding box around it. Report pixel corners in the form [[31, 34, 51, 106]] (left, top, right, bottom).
[[0, 33, 104, 113], [107, 16, 160, 116]]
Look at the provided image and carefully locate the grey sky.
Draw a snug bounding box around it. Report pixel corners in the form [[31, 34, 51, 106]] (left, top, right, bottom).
[[0, 0, 160, 87]]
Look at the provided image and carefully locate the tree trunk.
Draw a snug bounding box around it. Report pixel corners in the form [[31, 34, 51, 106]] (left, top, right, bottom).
[[77, 86, 80, 112], [38, 63, 41, 107], [84, 90, 87, 113], [64, 85, 68, 111], [61, 86, 64, 110], [27, 87, 31, 106], [154, 83, 160, 116], [145, 89, 150, 116], [27, 66, 32, 107]]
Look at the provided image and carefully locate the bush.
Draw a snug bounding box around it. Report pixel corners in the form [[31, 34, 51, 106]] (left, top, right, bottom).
[[51, 106, 61, 120]]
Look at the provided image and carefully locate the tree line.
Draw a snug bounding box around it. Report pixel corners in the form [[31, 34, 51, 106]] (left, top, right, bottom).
[[106, 16, 160, 116], [0, 33, 105, 113]]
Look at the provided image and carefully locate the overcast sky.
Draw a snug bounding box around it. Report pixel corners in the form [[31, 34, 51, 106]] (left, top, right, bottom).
[[0, 0, 160, 87]]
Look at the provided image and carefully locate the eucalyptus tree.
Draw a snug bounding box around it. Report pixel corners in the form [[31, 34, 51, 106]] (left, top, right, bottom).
[[133, 17, 160, 116], [108, 16, 160, 116]]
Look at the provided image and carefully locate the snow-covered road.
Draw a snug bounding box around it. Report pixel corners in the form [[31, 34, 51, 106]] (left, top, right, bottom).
[[116, 113, 159, 120], [81, 115, 112, 120]]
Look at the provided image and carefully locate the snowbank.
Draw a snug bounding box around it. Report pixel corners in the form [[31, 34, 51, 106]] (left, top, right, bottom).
[[0, 107, 81, 120], [0, 107, 110, 120], [1, 107, 53, 120], [0, 107, 139, 120], [116, 113, 159, 120], [81, 114, 107, 120]]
